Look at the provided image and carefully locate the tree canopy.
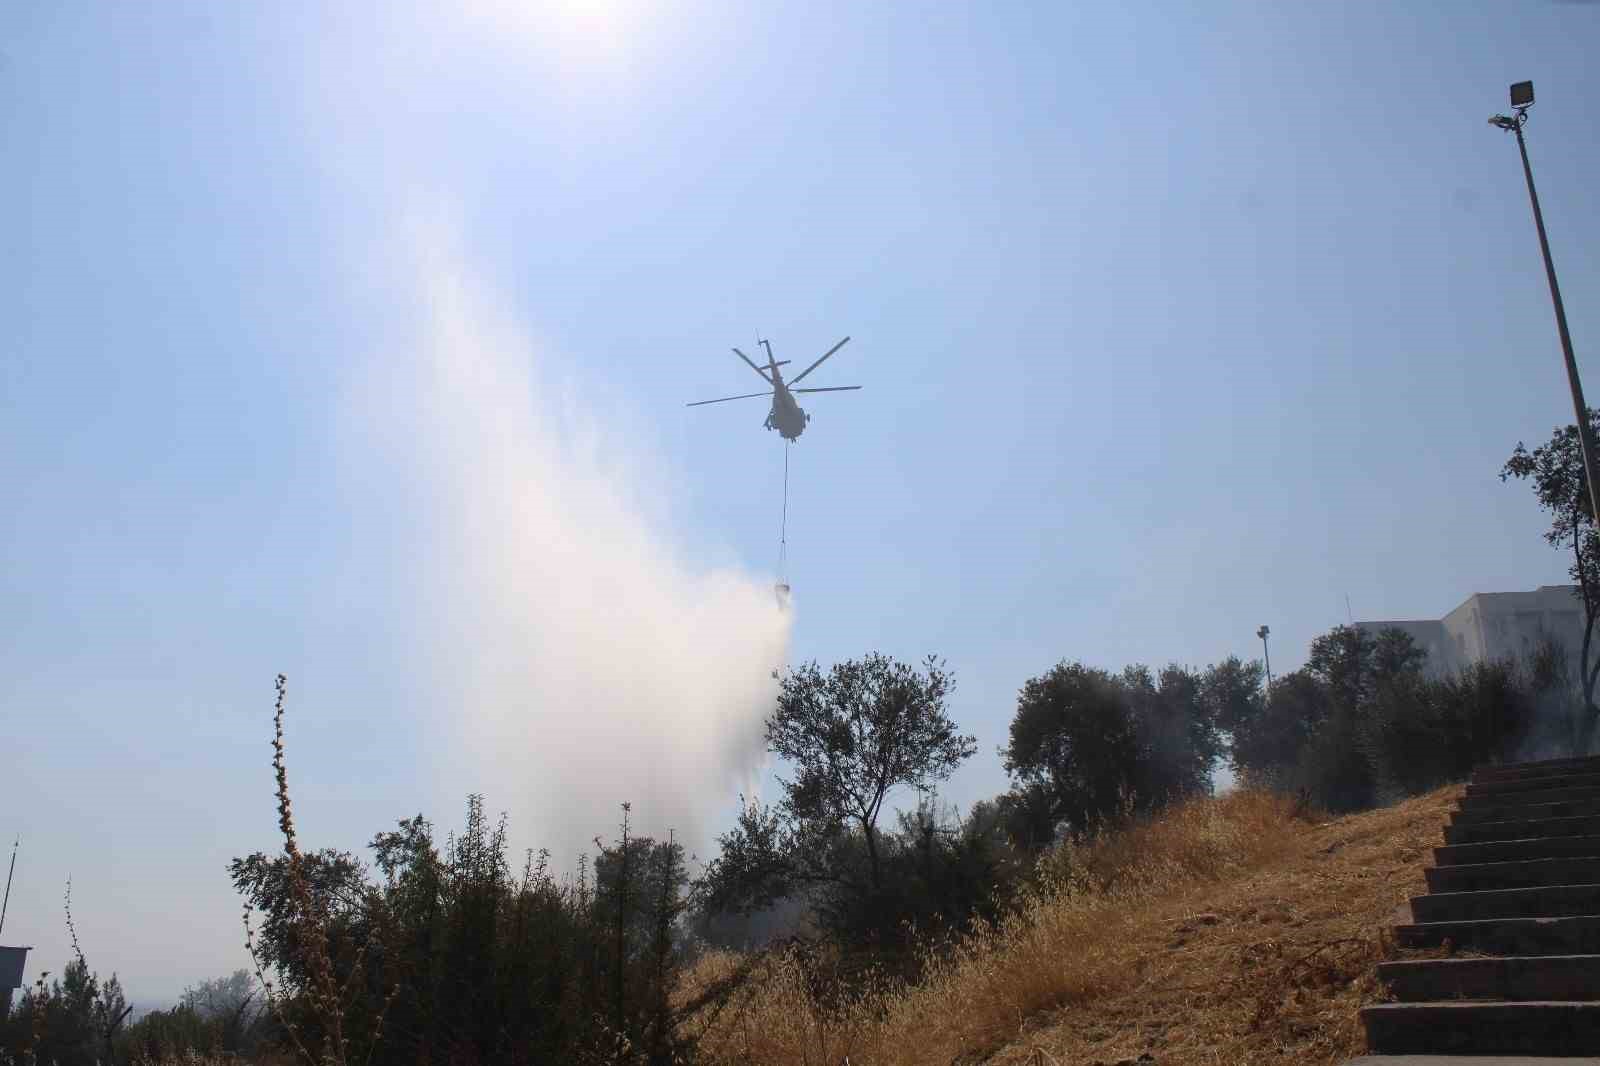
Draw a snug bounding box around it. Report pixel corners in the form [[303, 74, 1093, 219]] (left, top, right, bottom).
[[699, 653, 979, 940], [1503, 410, 1600, 723], [1002, 661, 1222, 838]]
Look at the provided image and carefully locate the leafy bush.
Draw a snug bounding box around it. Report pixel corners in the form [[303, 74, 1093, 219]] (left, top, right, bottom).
[[228, 677, 698, 1066], [0, 958, 128, 1066], [697, 654, 980, 953], [1000, 660, 1224, 839], [1230, 626, 1578, 812]]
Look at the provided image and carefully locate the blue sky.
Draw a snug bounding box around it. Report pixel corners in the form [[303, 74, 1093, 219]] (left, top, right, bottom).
[[3, 1, 1597, 1003]]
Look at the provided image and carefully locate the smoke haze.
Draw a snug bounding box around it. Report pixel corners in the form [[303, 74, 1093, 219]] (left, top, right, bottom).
[[345, 220, 791, 865]]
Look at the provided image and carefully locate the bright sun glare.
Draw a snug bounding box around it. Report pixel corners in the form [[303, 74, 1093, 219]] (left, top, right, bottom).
[[461, 0, 653, 75]]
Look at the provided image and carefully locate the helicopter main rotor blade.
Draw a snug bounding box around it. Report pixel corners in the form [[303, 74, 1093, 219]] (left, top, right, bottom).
[[731, 348, 775, 384], [791, 386, 862, 394], [686, 390, 774, 407], [789, 336, 851, 385]]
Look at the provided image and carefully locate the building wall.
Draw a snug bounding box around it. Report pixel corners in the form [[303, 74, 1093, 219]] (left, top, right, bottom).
[[1356, 619, 1459, 675], [1359, 585, 1586, 677]]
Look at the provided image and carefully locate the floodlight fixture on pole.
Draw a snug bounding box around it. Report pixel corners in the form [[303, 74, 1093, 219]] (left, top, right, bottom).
[[1489, 80, 1600, 536]]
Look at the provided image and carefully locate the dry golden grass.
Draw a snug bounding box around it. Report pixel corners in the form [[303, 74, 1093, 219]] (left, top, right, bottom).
[[679, 784, 1461, 1066], [131, 1049, 297, 1056]]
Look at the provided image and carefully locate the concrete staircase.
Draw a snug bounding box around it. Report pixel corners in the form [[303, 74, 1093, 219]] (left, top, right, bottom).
[[1350, 754, 1600, 1062]]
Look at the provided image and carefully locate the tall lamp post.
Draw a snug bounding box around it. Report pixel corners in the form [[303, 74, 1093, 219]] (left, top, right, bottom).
[[1490, 81, 1600, 529], [1257, 625, 1273, 695]]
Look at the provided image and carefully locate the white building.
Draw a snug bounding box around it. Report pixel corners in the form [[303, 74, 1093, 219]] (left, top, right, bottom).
[[1356, 585, 1587, 676]]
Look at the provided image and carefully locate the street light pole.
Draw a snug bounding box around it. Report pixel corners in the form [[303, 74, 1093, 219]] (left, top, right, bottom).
[[1492, 82, 1600, 531]]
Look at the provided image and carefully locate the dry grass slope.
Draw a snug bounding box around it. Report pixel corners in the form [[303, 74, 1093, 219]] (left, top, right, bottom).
[[678, 784, 1460, 1066]]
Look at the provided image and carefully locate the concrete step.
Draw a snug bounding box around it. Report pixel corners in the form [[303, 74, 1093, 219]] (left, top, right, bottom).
[[1427, 857, 1600, 894], [1414, 877, 1600, 921], [1475, 755, 1600, 781], [1469, 773, 1600, 797], [1459, 786, 1600, 812], [1396, 915, 1600, 954], [1446, 814, 1600, 845], [1378, 955, 1600, 1002], [1346, 1058, 1600, 1065], [1453, 798, 1600, 825], [1361, 1000, 1600, 1055], [1436, 835, 1600, 867], [1459, 793, 1600, 825], [1412, 885, 1600, 923]]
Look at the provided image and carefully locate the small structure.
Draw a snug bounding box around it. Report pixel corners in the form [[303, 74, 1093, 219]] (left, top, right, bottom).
[[0, 945, 28, 1018], [1, 839, 25, 1017]]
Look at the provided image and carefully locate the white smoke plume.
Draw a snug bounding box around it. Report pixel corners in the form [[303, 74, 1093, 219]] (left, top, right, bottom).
[[345, 219, 791, 865]]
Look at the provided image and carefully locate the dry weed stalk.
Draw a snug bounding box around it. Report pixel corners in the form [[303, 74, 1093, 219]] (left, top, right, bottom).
[[20, 970, 49, 1066], [62, 876, 133, 1059], [243, 674, 397, 1066]]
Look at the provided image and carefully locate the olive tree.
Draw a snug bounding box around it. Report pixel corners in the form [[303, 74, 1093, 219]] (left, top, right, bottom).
[[700, 653, 976, 921], [1503, 410, 1600, 730]]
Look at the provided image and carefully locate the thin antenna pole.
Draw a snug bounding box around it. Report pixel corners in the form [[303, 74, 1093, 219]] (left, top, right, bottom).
[[0, 837, 17, 939], [1346, 593, 1355, 626]]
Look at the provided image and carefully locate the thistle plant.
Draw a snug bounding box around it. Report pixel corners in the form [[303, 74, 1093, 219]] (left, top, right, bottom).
[[63, 876, 132, 1060], [242, 674, 397, 1066]]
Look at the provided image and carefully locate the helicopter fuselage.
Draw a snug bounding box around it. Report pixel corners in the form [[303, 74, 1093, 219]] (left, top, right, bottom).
[[763, 367, 809, 441], [686, 335, 854, 442]]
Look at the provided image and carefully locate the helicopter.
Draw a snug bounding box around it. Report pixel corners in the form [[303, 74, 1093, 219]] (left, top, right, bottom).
[[686, 336, 860, 442]]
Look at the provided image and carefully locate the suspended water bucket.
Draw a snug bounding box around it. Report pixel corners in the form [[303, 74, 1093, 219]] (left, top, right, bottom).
[[775, 582, 791, 609]]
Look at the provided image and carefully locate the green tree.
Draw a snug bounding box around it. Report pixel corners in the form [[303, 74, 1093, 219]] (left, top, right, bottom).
[[993, 779, 1060, 851], [1119, 663, 1224, 803], [1200, 655, 1265, 738], [1229, 668, 1329, 789], [1002, 661, 1220, 837], [1503, 412, 1600, 739], [700, 653, 976, 934], [1229, 626, 1442, 811], [886, 794, 1028, 937], [230, 677, 699, 1065], [766, 653, 974, 892], [117, 1003, 222, 1063], [1, 957, 129, 1066], [1002, 663, 1134, 837], [234, 794, 700, 1066], [228, 846, 373, 989], [640, 834, 689, 1066], [1304, 624, 1425, 711], [179, 968, 263, 1052]]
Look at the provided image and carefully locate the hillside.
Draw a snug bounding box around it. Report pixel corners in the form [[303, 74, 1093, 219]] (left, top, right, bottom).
[[680, 785, 1460, 1065]]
